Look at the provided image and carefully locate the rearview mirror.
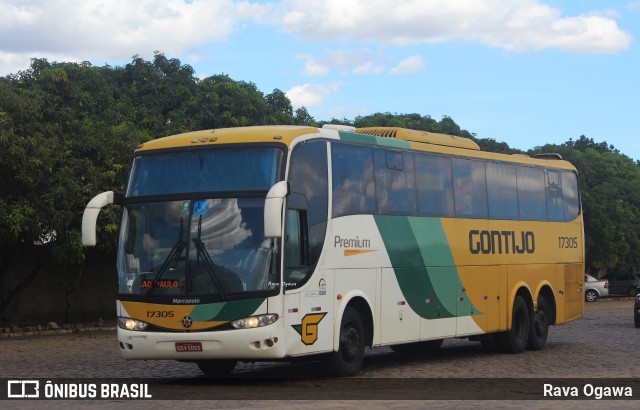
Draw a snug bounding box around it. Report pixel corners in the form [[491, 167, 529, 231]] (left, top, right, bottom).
[[82, 191, 120, 246], [264, 181, 289, 238]]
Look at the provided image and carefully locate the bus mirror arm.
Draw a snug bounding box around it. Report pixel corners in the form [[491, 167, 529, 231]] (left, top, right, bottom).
[[81, 191, 121, 246], [264, 181, 289, 239]]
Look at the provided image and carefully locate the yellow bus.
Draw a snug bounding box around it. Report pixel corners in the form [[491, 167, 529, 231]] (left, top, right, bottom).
[[82, 125, 584, 376]]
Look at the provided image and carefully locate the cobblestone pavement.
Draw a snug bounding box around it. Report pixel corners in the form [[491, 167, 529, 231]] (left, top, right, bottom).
[[1, 298, 638, 408]]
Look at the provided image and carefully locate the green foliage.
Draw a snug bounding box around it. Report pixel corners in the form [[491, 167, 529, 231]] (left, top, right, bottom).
[[294, 107, 316, 126], [51, 230, 84, 265]]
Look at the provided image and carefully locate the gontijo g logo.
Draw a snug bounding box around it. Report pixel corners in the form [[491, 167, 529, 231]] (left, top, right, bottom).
[[292, 313, 327, 345]]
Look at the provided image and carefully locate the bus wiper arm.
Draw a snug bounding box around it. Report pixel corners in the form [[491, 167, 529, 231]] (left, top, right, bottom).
[[191, 238, 227, 298], [146, 240, 185, 296]]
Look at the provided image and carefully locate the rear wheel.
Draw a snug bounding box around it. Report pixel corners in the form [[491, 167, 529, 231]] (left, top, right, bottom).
[[196, 359, 237, 377], [585, 289, 598, 302], [324, 307, 365, 376], [527, 296, 550, 351], [496, 295, 530, 354]]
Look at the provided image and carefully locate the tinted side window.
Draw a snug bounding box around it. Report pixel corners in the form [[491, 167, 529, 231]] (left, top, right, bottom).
[[289, 141, 328, 226], [287, 141, 329, 289], [374, 150, 417, 215], [332, 144, 376, 218], [283, 209, 310, 289], [284, 209, 303, 268], [415, 154, 454, 217], [561, 171, 580, 220], [546, 170, 564, 221], [486, 162, 518, 219], [517, 166, 547, 220], [452, 159, 488, 218]]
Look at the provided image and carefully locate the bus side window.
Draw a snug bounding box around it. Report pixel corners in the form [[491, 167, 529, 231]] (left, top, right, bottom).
[[287, 141, 329, 290], [374, 150, 417, 215], [452, 158, 488, 218], [517, 166, 547, 221], [415, 154, 455, 217], [562, 171, 580, 220], [546, 170, 564, 221], [487, 162, 518, 219], [332, 143, 376, 217], [284, 209, 309, 288]]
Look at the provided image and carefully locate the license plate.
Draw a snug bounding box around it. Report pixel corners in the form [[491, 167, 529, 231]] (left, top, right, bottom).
[[175, 342, 203, 352]]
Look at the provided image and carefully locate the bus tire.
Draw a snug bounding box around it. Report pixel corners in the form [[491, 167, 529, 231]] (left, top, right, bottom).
[[196, 359, 237, 377], [527, 295, 550, 351], [325, 307, 365, 376], [496, 295, 529, 354]]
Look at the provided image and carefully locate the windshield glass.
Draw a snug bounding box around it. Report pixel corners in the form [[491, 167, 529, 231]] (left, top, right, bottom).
[[127, 147, 283, 197], [117, 198, 279, 296]]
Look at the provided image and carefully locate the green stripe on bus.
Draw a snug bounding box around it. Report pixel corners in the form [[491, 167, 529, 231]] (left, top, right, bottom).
[[407, 217, 480, 316], [190, 298, 265, 321], [374, 215, 480, 319], [338, 131, 411, 149]]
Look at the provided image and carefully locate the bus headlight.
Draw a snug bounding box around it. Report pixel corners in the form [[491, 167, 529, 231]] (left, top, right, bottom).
[[118, 317, 149, 331], [231, 314, 279, 329]]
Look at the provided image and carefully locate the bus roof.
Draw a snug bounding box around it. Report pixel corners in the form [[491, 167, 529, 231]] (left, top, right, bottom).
[[351, 127, 576, 171], [356, 127, 481, 150], [134, 125, 576, 171], [135, 125, 319, 152]]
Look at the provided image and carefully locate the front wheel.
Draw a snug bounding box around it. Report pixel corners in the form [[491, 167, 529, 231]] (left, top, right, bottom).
[[496, 295, 530, 354], [324, 307, 365, 376]]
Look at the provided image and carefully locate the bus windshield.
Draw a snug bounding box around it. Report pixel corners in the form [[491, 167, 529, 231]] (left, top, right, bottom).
[[127, 147, 283, 197], [117, 198, 279, 296], [117, 146, 284, 297]]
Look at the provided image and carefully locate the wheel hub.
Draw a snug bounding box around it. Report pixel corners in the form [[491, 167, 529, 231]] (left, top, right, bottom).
[[341, 327, 360, 362]]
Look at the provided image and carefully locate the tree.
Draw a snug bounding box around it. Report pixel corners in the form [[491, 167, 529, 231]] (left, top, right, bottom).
[[0, 59, 127, 321], [265, 89, 294, 125], [294, 107, 316, 126]]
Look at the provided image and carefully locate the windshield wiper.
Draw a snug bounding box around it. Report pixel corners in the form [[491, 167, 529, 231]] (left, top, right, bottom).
[[190, 213, 228, 297], [191, 238, 227, 298], [146, 217, 185, 297], [146, 240, 185, 296]]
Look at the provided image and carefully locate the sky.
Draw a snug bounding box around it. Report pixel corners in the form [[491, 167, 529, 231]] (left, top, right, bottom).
[[1, 0, 639, 160]]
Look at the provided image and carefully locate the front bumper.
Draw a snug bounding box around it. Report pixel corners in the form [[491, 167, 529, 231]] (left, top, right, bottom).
[[117, 320, 286, 360]]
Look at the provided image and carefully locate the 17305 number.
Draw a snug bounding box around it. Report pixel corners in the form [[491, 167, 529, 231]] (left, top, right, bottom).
[[558, 237, 578, 249]]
